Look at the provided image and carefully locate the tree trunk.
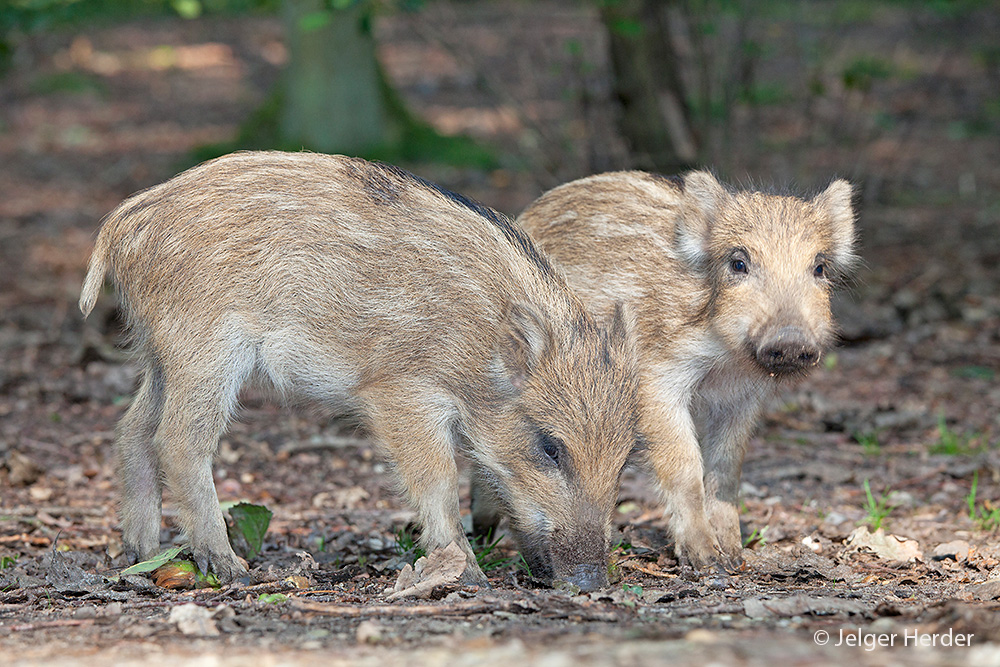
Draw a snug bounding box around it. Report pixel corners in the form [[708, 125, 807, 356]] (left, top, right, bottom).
[[279, 0, 390, 154], [600, 0, 697, 173]]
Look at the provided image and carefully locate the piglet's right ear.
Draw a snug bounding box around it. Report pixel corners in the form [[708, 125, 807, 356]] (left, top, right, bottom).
[[674, 170, 727, 268], [497, 302, 551, 391]]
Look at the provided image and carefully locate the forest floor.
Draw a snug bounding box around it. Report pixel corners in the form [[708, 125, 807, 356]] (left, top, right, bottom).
[[1, 2, 999, 665]]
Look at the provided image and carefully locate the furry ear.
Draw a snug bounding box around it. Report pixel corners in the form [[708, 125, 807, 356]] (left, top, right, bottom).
[[496, 301, 552, 391], [675, 170, 728, 267], [812, 179, 858, 269]]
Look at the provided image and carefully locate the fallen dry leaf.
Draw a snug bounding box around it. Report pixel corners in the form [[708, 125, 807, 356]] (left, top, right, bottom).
[[386, 541, 467, 601], [6, 451, 41, 486], [844, 527, 922, 563], [932, 540, 970, 562], [29, 486, 54, 502]]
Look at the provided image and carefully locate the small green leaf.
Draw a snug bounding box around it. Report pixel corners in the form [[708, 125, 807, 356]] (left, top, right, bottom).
[[299, 11, 331, 33], [258, 593, 289, 605], [119, 546, 185, 576], [170, 0, 202, 19], [623, 583, 643, 596], [228, 502, 272, 559]]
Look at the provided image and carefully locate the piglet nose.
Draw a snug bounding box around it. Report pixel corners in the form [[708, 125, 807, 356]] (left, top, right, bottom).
[[756, 326, 820, 374], [567, 562, 608, 592]]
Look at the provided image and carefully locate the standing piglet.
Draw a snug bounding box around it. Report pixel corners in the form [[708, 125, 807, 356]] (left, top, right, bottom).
[[80, 151, 640, 590], [517, 170, 856, 569]]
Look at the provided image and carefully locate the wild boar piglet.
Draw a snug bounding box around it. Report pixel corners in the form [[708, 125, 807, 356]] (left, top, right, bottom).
[[518, 170, 857, 570], [80, 151, 641, 590]]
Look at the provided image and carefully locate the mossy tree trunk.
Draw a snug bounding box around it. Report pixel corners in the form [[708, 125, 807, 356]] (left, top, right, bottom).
[[600, 0, 697, 173], [279, 0, 399, 154]]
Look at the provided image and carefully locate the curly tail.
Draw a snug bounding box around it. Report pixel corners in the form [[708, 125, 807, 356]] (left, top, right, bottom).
[[79, 228, 111, 318]]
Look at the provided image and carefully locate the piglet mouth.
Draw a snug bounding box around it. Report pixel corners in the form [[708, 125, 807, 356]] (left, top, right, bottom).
[[523, 552, 608, 591], [515, 530, 609, 592]]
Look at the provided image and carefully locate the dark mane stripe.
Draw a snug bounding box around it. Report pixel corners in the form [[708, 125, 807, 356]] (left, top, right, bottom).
[[377, 162, 557, 281], [650, 172, 686, 192]]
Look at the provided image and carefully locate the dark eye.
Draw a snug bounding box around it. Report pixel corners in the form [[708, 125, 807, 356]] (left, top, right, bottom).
[[539, 432, 561, 465], [814, 263, 826, 278], [730, 258, 748, 274]]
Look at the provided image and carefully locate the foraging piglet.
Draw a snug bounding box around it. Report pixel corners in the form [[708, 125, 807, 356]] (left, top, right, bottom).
[[79, 151, 640, 590], [517, 170, 856, 569]]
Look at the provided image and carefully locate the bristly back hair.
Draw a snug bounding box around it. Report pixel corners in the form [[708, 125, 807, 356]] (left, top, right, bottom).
[[375, 161, 559, 282]]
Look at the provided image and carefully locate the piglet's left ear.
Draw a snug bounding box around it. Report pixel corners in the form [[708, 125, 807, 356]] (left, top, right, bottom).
[[496, 301, 552, 392], [812, 179, 857, 269]]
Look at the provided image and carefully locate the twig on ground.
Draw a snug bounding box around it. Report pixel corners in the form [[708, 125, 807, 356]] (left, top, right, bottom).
[[618, 559, 677, 579]]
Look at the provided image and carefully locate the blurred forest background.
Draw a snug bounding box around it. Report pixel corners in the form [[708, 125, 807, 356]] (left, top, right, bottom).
[[5, 0, 1000, 199], [1, 0, 999, 663]]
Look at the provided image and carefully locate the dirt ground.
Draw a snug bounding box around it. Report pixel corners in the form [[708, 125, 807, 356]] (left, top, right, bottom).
[[1, 2, 999, 665]]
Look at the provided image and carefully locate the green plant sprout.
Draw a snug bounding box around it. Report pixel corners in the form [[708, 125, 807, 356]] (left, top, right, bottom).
[[394, 526, 426, 562], [966, 471, 1000, 531], [743, 526, 769, 548], [471, 529, 518, 572], [854, 429, 881, 456], [517, 553, 534, 578], [862, 478, 893, 530], [931, 416, 984, 456]]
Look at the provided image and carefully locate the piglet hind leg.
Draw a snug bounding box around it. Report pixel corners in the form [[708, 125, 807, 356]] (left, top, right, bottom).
[[154, 374, 247, 583], [364, 391, 490, 589], [115, 363, 166, 564]]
